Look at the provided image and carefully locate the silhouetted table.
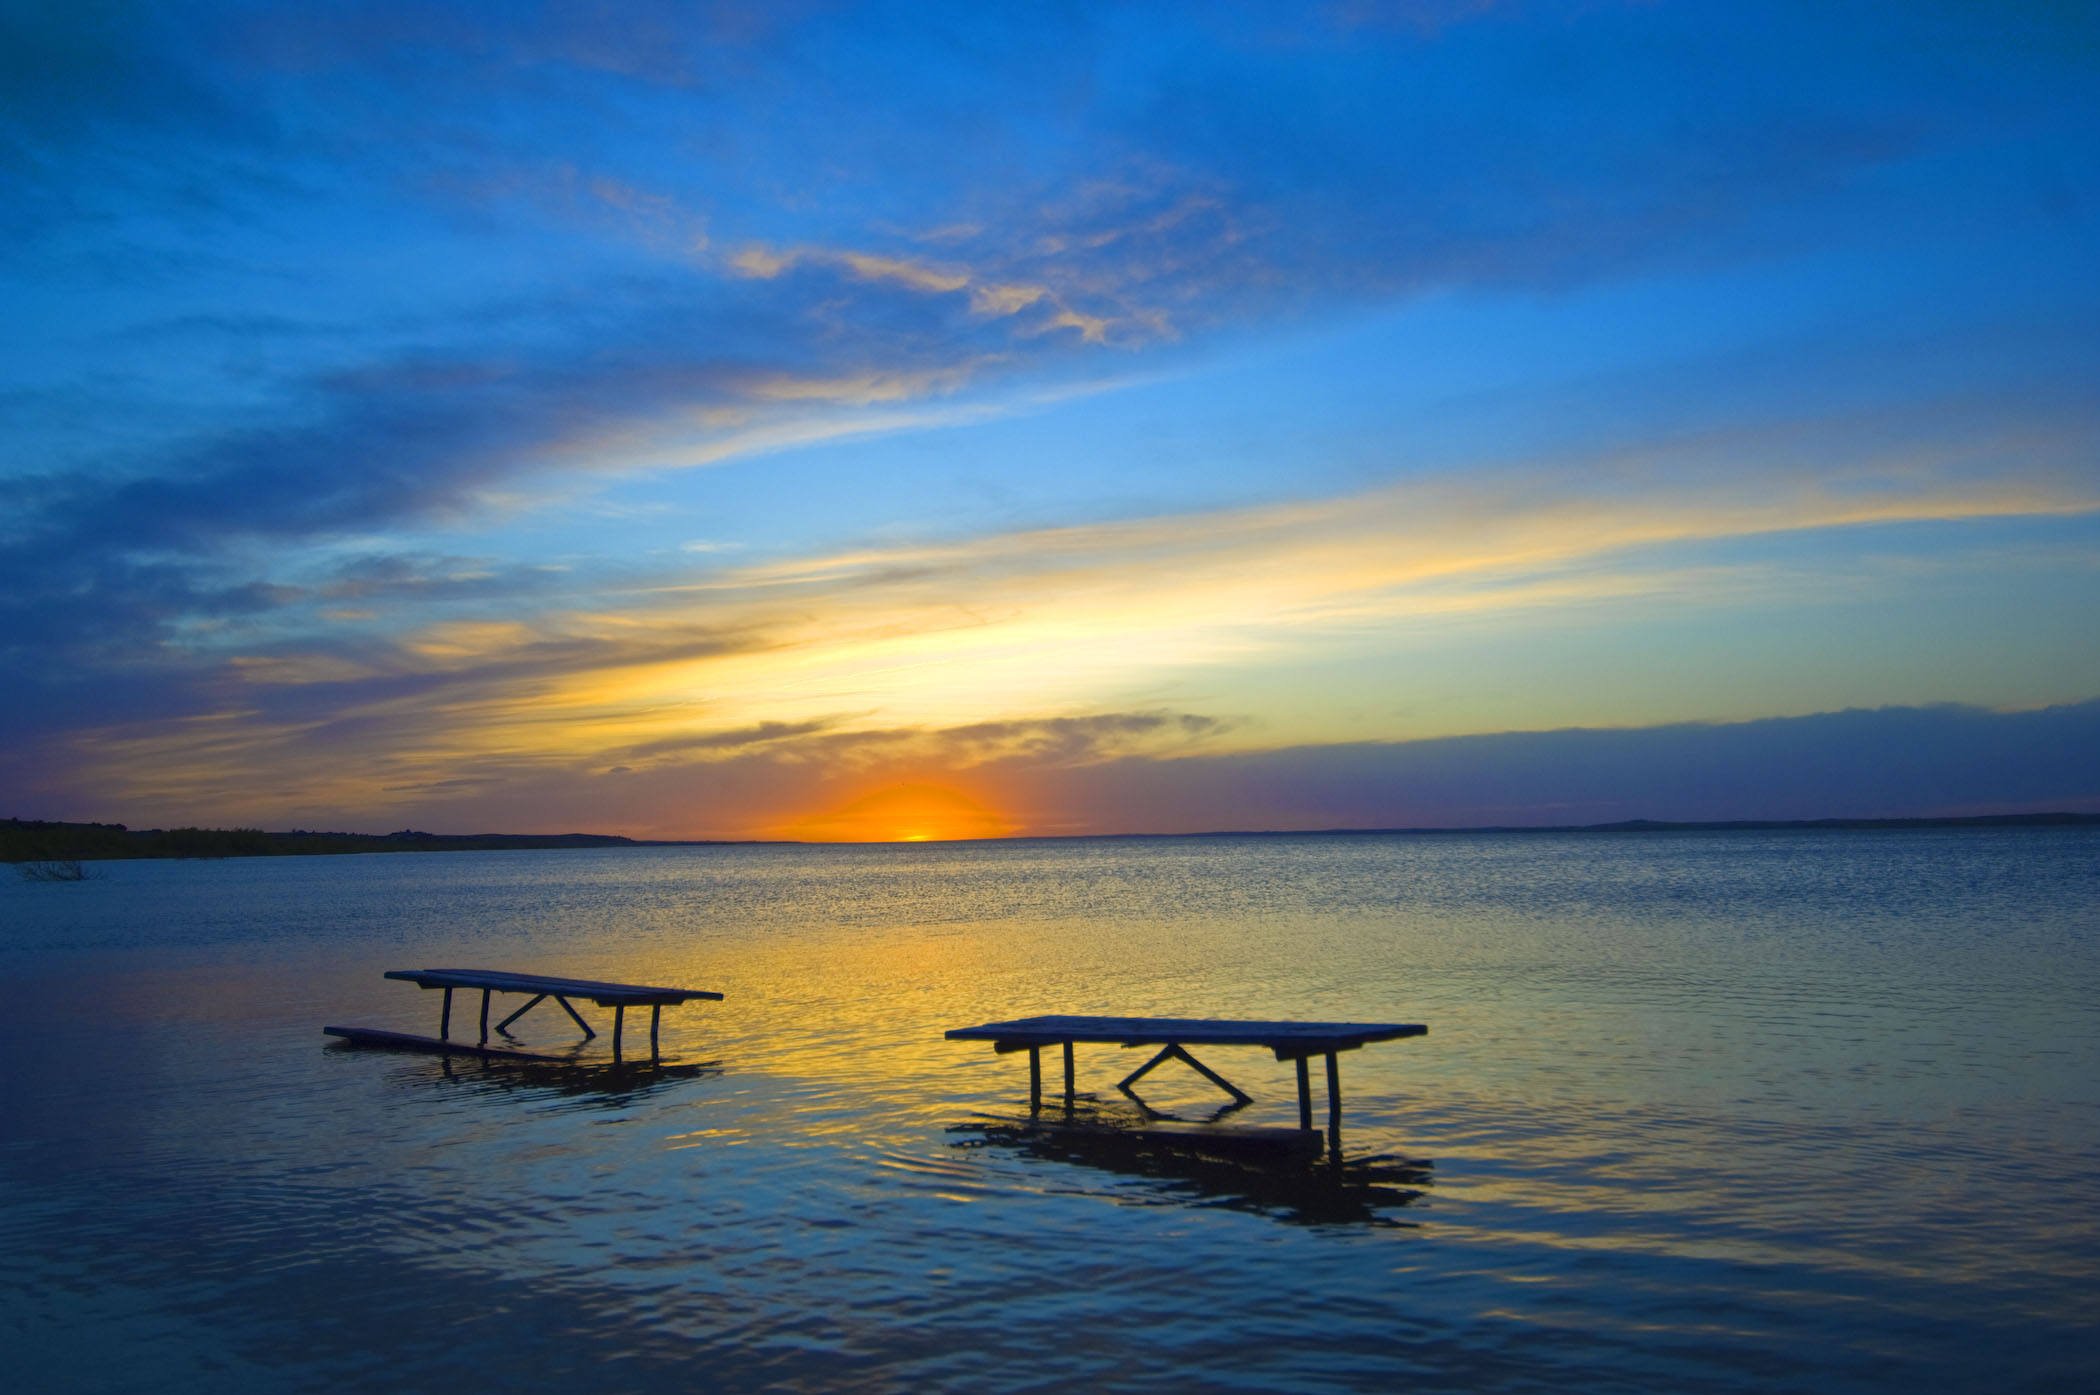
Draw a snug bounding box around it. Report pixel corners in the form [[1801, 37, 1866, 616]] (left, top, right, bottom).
[[945, 1014, 1426, 1155], [326, 968, 722, 1061]]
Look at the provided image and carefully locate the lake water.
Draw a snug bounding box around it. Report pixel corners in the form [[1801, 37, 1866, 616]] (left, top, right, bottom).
[[3, 830, 2095, 1392]]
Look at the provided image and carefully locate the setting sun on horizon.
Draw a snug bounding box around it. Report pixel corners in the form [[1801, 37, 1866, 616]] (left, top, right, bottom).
[[781, 783, 1015, 844]]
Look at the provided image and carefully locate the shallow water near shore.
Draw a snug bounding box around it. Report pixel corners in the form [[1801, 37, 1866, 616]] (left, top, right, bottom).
[[3, 829, 2096, 1392]]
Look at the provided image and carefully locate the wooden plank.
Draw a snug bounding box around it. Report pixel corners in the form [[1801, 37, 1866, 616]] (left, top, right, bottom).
[[945, 1015, 1425, 1054], [1043, 1120, 1324, 1164], [323, 1025, 567, 1062], [1134, 1123, 1323, 1164], [383, 968, 723, 1006]]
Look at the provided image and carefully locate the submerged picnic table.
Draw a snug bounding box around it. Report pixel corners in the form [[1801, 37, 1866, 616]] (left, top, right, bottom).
[[945, 1015, 1426, 1158], [324, 968, 723, 1062]]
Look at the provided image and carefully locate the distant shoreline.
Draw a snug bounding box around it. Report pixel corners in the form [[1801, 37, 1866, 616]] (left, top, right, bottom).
[[7, 810, 2098, 864], [1, 820, 758, 865], [1165, 812, 2100, 837]]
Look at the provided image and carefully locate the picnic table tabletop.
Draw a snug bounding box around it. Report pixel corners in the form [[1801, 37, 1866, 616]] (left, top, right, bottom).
[[383, 967, 722, 1007], [944, 1014, 1425, 1059]]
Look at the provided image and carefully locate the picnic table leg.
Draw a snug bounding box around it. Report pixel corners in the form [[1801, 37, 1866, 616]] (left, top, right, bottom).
[[478, 989, 491, 1044], [1325, 1051, 1344, 1165], [1029, 1046, 1042, 1111], [1297, 1056, 1313, 1131], [1063, 1040, 1075, 1106], [439, 987, 453, 1040], [650, 1004, 661, 1060], [612, 1004, 626, 1061]]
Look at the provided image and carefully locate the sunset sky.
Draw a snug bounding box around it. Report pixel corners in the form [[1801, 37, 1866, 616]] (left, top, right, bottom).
[[6, 1, 2098, 840]]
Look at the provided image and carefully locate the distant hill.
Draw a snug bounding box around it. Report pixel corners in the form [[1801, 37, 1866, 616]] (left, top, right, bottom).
[[0, 819, 720, 863]]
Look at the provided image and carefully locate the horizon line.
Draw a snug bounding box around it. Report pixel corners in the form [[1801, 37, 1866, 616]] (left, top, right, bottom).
[[11, 809, 2098, 855]]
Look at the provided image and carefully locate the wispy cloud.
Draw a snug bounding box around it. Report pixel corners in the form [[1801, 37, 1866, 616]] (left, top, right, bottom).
[[26, 441, 2092, 828], [730, 240, 1121, 342], [53, 695, 2100, 839]]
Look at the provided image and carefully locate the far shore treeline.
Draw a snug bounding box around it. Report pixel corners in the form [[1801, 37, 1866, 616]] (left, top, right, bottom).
[[0, 818, 682, 863], [7, 812, 2098, 865]]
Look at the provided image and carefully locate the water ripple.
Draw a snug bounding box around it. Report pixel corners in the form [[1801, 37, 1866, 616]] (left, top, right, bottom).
[[2, 829, 2095, 1391]]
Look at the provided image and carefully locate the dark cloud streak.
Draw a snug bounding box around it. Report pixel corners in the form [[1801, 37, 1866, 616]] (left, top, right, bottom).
[[281, 700, 2100, 839], [1007, 701, 2100, 832]]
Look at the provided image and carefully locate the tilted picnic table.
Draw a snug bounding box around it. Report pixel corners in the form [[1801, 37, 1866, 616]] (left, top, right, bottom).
[[325, 968, 722, 1062], [944, 1014, 1426, 1156]]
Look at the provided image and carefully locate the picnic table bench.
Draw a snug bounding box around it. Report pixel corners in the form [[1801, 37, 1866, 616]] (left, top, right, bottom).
[[945, 1014, 1426, 1157], [324, 968, 722, 1062]]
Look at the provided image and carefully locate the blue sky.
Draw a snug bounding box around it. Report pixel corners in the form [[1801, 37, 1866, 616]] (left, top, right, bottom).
[[4, 0, 2097, 837]]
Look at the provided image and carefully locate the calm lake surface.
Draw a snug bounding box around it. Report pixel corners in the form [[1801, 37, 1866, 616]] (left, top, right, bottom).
[[3, 830, 2095, 1393]]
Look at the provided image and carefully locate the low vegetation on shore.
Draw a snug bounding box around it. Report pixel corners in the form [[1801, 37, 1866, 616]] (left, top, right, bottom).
[[2, 818, 655, 865]]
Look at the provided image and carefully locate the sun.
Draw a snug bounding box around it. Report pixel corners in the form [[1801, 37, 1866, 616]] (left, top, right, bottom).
[[784, 783, 1014, 843]]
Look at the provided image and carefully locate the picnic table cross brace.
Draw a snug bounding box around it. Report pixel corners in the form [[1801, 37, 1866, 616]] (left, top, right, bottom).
[[1014, 1037, 1353, 1157], [1117, 1043, 1254, 1110]]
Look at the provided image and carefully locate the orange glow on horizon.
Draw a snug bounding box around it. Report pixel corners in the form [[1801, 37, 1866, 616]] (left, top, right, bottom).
[[783, 783, 1014, 843]]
